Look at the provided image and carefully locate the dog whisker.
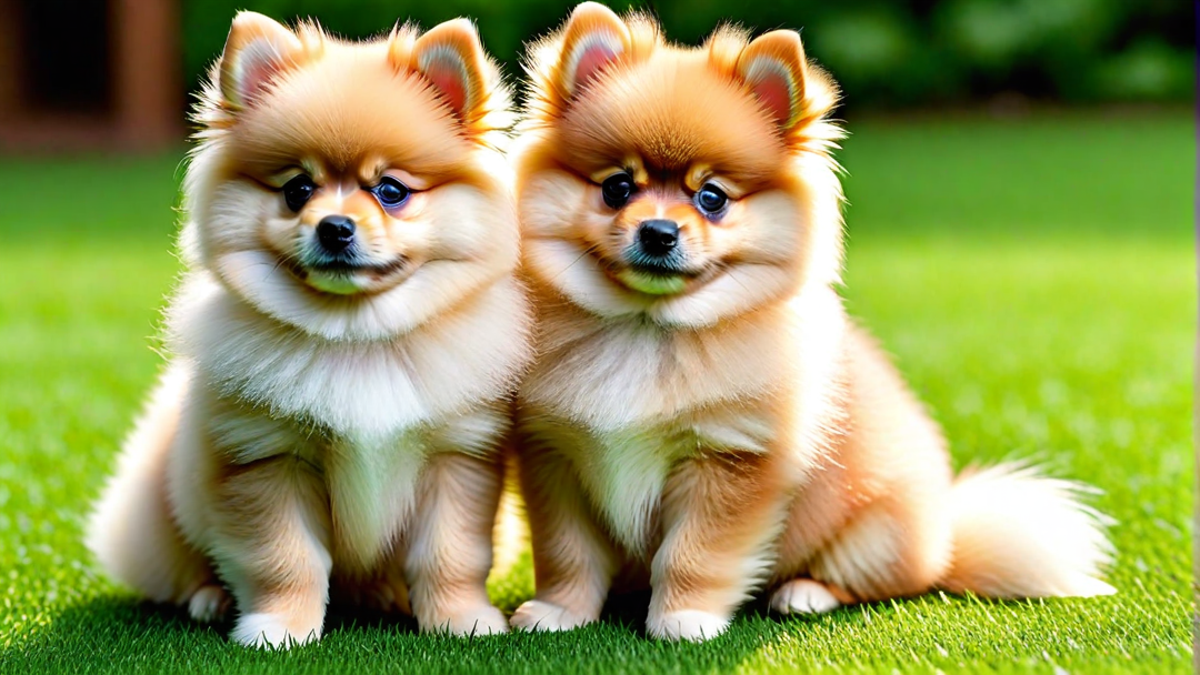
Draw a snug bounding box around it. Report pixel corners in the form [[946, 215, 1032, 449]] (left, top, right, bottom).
[[547, 243, 602, 284]]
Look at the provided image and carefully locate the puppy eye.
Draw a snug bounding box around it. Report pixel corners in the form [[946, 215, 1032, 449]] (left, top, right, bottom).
[[695, 183, 729, 217], [601, 172, 635, 209], [282, 175, 316, 212], [371, 176, 411, 209]]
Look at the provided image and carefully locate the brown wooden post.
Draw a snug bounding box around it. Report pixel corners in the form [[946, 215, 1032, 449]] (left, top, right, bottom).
[[0, 0, 181, 151], [0, 1, 20, 121], [112, 0, 180, 148]]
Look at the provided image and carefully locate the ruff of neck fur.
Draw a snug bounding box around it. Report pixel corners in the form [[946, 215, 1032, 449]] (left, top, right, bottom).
[[167, 271, 532, 439]]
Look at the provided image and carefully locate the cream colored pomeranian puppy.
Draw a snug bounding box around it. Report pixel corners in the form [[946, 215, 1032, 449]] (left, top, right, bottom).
[[509, 3, 1113, 642], [86, 12, 531, 647]]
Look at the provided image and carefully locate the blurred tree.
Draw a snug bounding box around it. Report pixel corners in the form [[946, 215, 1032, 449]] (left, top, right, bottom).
[[180, 0, 1194, 110]]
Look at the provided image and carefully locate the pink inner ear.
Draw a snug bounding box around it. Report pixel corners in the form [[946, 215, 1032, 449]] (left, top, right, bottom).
[[240, 56, 276, 105], [573, 42, 618, 93], [229, 39, 291, 107], [424, 61, 468, 114], [748, 68, 794, 127]]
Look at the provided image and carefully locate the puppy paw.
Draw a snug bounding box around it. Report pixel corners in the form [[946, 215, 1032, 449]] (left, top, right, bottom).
[[770, 578, 842, 615], [423, 603, 509, 637], [187, 584, 231, 624], [646, 609, 729, 642], [230, 612, 320, 649], [509, 599, 593, 632]]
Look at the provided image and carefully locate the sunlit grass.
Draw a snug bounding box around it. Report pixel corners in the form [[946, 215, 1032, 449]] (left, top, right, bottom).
[[0, 111, 1191, 674]]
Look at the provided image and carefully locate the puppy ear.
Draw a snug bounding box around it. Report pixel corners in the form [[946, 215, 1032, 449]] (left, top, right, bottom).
[[736, 30, 810, 131], [218, 12, 305, 111], [406, 18, 490, 122], [553, 2, 630, 101]]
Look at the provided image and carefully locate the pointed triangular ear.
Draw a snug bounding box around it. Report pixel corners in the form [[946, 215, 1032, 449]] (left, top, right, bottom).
[[553, 2, 630, 101], [404, 18, 490, 123], [736, 30, 809, 131], [218, 12, 305, 111]]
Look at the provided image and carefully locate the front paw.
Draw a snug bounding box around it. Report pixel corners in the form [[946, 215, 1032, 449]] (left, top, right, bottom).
[[230, 612, 321, 649], [510, 599, 594, 633], [423, 603, 509, 637], [646, 609, 730, 642]]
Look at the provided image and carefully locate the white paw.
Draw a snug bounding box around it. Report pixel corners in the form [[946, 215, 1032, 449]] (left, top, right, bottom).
[[187, 584, 230, 624], [770, 578, 842, 615], [230, 612, 320, 649], [646, 610, 729, 642], [424, 604, 509, 637], [509, 599, 593, 633]]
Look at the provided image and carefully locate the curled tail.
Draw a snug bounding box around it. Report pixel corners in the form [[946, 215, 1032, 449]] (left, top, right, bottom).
[[940, 463, 1116, 598]]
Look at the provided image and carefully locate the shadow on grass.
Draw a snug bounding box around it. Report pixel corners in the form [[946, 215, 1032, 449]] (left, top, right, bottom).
[[0, 590, 836, 675]]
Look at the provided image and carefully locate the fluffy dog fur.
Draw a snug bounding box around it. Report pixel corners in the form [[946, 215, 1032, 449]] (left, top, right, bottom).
[[509, 3, 1114, 642], [87, 13, 531, 647]]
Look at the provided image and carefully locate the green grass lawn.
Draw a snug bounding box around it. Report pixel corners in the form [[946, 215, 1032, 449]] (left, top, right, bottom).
[[0, 110, 1192, 674]]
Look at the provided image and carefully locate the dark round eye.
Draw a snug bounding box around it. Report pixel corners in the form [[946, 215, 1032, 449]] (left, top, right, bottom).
[[282, 175, 316, 212], [696, 184, 728, 216], [371, 176, 411, 209], [601, 172, 635, 209]]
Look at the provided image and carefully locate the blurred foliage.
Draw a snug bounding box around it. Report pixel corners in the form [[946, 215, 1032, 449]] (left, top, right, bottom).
[[181, 0, 1193, 108]]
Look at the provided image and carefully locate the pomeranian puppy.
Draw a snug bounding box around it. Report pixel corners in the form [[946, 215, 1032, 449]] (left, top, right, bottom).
[[86, 12, 531, 647], [509, 3, 1113, 641]]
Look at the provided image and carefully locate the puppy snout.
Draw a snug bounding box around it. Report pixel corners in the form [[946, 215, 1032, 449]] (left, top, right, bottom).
[[317, 215, 356, 254], [637, 219, 679, 258]]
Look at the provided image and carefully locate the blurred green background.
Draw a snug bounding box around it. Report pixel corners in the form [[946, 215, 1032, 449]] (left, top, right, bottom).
[[180, 0, 1194, 107], [1, 0, 1193, 149]]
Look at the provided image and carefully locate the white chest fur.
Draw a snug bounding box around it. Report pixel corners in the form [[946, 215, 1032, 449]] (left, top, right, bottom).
[[198, 386, 507, 571], [521, 306, 794, 431], [171, 272, 526, 569], [520, 287, 847, 554], [520, 314, 789, 553], [171, 272, 528, 438], [577, 409, 777, 554]]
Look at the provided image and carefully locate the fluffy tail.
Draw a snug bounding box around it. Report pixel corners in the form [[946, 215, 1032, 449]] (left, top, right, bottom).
[[940, 463, 1116, 598]]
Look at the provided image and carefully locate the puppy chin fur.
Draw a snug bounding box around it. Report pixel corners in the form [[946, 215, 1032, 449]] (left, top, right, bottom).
[[87, 17, 531, 648], [510, 6, 1113, 642]]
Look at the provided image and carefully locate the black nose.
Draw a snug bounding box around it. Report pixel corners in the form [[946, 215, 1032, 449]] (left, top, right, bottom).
[[316, 215, 356, 254], [637, 219, 679, 257]]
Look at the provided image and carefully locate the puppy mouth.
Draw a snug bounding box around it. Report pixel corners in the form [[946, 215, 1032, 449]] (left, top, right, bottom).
[[628, 260, 687, 276], [595, 254, 717, 297], [283, 255, 410, 295], [306, 257, 407, 276]]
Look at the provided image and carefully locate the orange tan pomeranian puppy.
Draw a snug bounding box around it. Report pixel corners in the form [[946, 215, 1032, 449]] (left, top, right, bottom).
[[86, 12, 531, 647], [509, 2, 1114, 642]]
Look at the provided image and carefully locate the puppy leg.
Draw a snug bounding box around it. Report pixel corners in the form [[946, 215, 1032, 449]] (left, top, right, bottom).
[[770, 482, 950, 615], [211, 457, 332, 649], [769, 481, 951, 613], [511, 448, 618, 632], [788, 324, 952, 606], [88, 440, 227, 621], [647, 452, 786, 642], [406, 452, 508, 636], [87, 364, 226, 621], [802, 497, 950, 606]]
